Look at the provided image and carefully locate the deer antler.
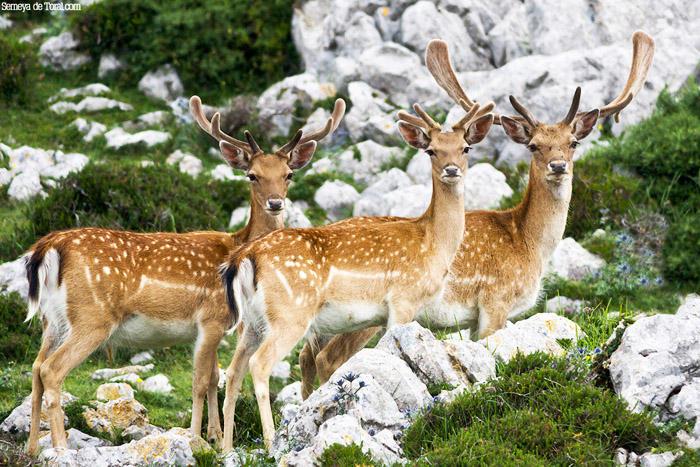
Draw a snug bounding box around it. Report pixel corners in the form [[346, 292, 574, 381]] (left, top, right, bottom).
[[299, 99, 346, 145], [425, 39, 500, 125], [560, 87, 581, 125], [190, 96, 253, 154], [592, 31, 655, 123]]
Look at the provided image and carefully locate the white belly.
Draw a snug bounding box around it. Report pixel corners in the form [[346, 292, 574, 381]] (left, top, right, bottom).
[[311, 301, 387, 335], [417, 300, 478, 329], [108, 314, 197, 349]]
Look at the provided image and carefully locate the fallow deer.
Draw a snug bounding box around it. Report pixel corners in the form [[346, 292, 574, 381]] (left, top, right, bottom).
[[299, 32, 655, 398], [218, 94, 495, 450], [23, 97, 345, 455]]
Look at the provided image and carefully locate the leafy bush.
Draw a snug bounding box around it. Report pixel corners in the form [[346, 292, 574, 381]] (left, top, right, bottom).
[[0, 36, 38, 105], [568, 84, 700, 286], [318, 443, 376, 466], [72, 0, 299, 99], [27, 162, 247, 237], [0, 293, 40, 363], [403, 353, 670, 464]]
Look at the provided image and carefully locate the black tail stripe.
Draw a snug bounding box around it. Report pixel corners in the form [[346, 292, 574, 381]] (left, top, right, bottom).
[[222, 263, 238, 325], [26, 250, 45, 302]]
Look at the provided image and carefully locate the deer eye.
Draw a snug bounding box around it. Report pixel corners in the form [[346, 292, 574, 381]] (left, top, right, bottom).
[[425, 149, 435, 156], [527, 144, 538, 152], [286, 173, 293, 181], [247, 174, 257, 182], [570, 141, 580, 149], [463, 146, 471, 154]]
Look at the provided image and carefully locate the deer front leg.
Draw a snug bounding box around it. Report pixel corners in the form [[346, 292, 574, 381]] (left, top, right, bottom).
[[206, 354, 222, 445], [315, 327, 381, 386], [191, 323, 224, 440]]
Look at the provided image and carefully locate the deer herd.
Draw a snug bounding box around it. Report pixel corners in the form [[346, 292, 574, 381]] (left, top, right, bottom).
[[23, 31, 654, 455]]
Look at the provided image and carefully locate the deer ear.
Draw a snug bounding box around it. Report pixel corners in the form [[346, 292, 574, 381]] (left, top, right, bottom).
[[288, 141, 317, 170], [398, 122, 430, 149], [573, 109, 600, 140], [220, 141, 250, 170], [465, 114, 494, 145], [500, 116, 532, 145]]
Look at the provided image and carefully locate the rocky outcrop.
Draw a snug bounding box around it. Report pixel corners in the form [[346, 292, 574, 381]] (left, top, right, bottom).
[[547, 237, 606, 280], [138, 65, 184, 103]]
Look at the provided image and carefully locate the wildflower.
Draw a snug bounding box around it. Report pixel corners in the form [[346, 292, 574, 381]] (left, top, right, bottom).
[[335, 379, 344, 387], [654, 276, 664, 286], [332, 394, 341, 402], [358, 381, 367, 389], [343, 372, 358, 382], [616, 233, 631, 244], [638, 276, 649, 286], [616, 263, 632, 274], [293, 445, 303, 452], [593, 347, 602, 354], [577, 347, 585, 355], [368, 428, 376, 436]]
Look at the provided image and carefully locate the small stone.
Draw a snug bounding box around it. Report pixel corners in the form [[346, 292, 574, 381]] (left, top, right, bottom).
[[545, 296, 584, 315], [130, 351, 154, 365], [138, 64, 184, 103], [83, 398, 149, 435], [1, 392, 76, 437], [91, 364, 154, 380], [38, 428, 110, 451], [98, 53, 124, 78], [110, 373, 141, 385], [96, 382, 135, 401], [139, 374, 173, 394], [547, 238, 606, 280], [70, 118, 107, 143], [272, 361, 291, 380], [276, 382, 302, 406], [48, 83, 111, 103], [50, 97, 133, 114], [104, 128, 170, 150]]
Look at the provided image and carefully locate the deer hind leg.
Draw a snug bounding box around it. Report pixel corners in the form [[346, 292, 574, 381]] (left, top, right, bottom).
[[206, 354, 222, 445], [222, 325, 258, 453], [299, 341, 319, 401], [315, 327, 381, 386], [40, 322, 111, 449], [190, 322, 224, 441], [477, 301, 510, 339], [249, 322, 308, 450], [27, 328, 55, 456]]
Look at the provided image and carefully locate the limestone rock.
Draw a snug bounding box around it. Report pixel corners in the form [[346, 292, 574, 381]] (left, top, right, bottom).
[[98, 53, 124, 78], [330, 348, 432, 413], [130, 351, 154, 365], [1, 392, 76, 437], [48, 83, 111, 102], [138, 64, 184, 103], [276, 381, 302, 406], [91, 364, 154, 380], [50, 97, 133, 114], [8, 171, 43, 201], [479, 313, 585, 361], [39, 32, 90, 71], [272, 361, 292, 380], [463, 163, 514, 210], [104, 128, 170, 150], [546, 296, 585, 315], [139, 374, 173, 395], [41, 427, 209, 466], [83, 398, 149, 435], [71, 118, 107, 143], [0, 255, 29, 298], [96, 383, 135, 402], [314, 180, 360, 221], [336, 140, 405, 185], [38, 428, 110, 451], [547, 237, 606, 280], [378, 322, 496, 388]]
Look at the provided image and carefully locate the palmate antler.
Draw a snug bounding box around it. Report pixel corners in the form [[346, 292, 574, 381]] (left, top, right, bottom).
[[510, 32, 654, 129], [190, 97, 346, 158], [424, 39, 498, 127]]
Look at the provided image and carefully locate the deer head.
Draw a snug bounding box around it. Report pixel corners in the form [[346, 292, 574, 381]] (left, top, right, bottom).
[[397, 96, 494, 188], [190, 97, 346, 216], [498, 31, 654, 197]]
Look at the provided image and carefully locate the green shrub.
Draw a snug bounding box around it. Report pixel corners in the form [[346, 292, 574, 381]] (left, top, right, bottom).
[[27, 162, 247, 237], [72, 0, 300, 99], [0, 293, 40, 363], [663, 210, 700, 285], [403, 353, 670, 465], [317, 443, 376, 466], [0, 36, 38, 105]]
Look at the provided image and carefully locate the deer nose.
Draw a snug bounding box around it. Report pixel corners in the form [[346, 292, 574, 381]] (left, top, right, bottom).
[[548, 161, 567, 174], [267, 198, 284, 211], [443, 166, 461, 178]]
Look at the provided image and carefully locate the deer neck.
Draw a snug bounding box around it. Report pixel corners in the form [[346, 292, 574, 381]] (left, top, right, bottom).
[[237, 196, 285, 243], [419, 173, 466, 267], [516, 162, 571, 261]]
